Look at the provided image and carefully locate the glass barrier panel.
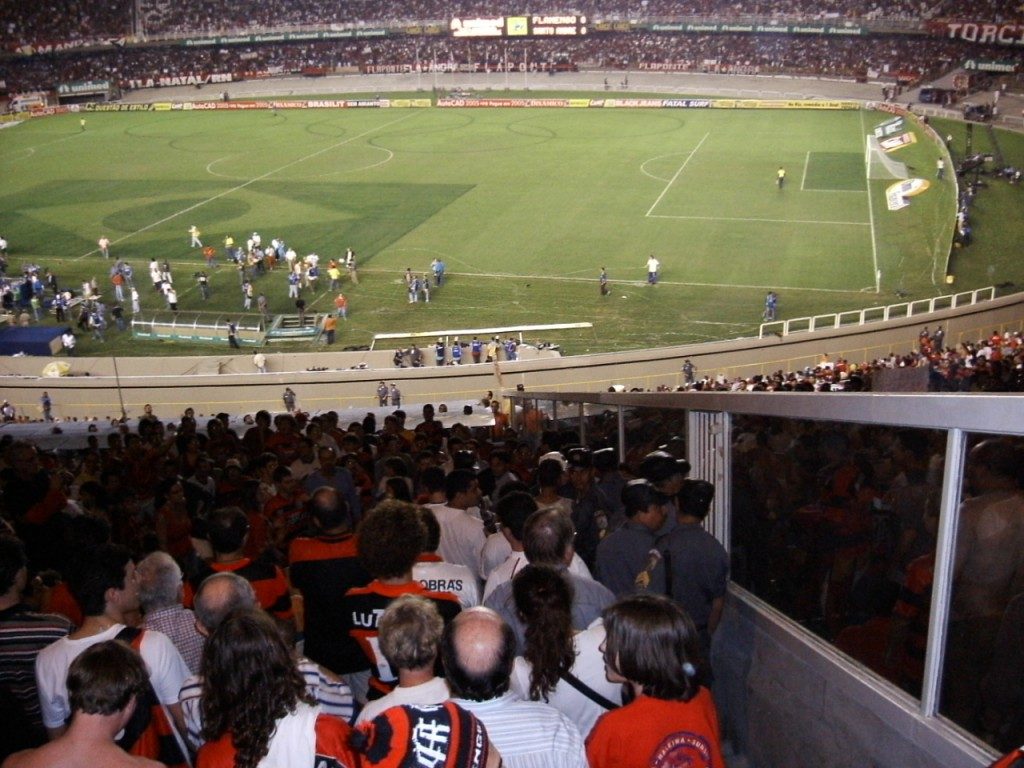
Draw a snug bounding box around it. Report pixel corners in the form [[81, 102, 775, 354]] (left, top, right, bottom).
[[730, 415, 947, 699], [622, 407, 688, 468], [940, 434, 1024, 751]]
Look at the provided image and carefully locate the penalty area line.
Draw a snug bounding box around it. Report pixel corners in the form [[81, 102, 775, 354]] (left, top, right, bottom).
[[645, 132, 709, 218], [74, 110, 422, 261], [647, 214, 870, 227]]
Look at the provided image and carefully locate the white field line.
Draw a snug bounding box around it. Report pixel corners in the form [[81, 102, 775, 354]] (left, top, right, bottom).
[[355, 267, 864, 295], [801, 151, 810, 191], [684, 320, 753, 327], [645, 132, 710, 217], [1, 131, 82, 163], [312, 147, 394, 177], [866, 170, 881, 293], [75, 110, 421, 261], [639, 153, 686, 183], [647, 214, 869, 227], [205, 156, 233, 178], [860, 109, 881, 293], [206, 147, 396, 180], [114, 264, 864, 301], [125, 259, 864, 294]]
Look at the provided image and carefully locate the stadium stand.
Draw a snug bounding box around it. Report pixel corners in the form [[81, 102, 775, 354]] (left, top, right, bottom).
[[2, 3, 1024, 765], [1, 0, 1023, 48], [3, 33, 1019, 93]]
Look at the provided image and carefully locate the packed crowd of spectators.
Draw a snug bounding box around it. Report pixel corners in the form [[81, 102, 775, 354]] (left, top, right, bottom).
[[2, 365, 1022, 766], [674, 326, 1024, 393], [102, 0, 1024, 39], [0, 0, 132, 48], [0, 395, 742, 766], [5, 30, 1018, 95], [2, 0, 1022, 53], [3, 0, 1023, 48]]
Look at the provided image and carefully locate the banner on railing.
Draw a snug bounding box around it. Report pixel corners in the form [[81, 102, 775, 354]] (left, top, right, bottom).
[[126, 72, 233, 90], [57, 80, 111, 95], [181, 29, 386, 47], [926, 20, 1024, 46], [649, 22, 863, 35]]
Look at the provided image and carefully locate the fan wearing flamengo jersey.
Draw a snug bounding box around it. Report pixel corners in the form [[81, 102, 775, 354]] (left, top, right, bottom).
[[413, 507, 481, 609], [289, 486, 371, 679], [340, 501, 461, 701]]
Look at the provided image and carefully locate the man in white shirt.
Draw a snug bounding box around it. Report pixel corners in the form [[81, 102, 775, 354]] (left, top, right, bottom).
[[35, 545, 189, 740], [484, 491, 540, 600], [288, 438, 320, 481], [426, 469, 487, 577], [484, 492, 591, 601], [443, 607, 587, 768], [61, 330, 76, 356], [645, 254, 660, 284]]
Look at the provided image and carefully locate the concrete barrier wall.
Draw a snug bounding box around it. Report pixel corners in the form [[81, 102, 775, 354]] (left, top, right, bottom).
[[2, 293, 1023, 420], [714, 591, 993, 768]]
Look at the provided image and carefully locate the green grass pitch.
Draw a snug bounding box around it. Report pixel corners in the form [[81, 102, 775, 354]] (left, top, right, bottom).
[[3, 99, 1018, 358]]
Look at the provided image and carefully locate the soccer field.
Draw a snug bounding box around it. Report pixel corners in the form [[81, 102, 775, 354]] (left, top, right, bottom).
[[0, 102, 959, 355]]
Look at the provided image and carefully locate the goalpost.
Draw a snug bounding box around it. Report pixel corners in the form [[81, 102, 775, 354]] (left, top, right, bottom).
[[865, 134, 909, 180]]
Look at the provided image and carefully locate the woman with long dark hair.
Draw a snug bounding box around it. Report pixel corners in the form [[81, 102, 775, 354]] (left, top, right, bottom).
[[586, 594, 724, 768], [509, 564, 621, 737], [197, 609, 356, 768]]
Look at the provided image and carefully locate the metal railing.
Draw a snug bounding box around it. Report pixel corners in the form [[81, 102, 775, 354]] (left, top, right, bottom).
[[759, 286, 997, 337]]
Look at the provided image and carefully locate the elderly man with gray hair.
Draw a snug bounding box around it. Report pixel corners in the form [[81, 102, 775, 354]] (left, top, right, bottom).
[[137, 551, 204, 674], [354, 594, 450, 724]]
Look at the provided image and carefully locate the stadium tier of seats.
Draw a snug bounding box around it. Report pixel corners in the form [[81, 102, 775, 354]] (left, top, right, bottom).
[[2, 32, 1017, 94], [3, 0, 1023, 44]]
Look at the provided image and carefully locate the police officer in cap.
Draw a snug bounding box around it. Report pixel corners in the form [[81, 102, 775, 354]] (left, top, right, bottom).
[[637, 450, 690, 537]]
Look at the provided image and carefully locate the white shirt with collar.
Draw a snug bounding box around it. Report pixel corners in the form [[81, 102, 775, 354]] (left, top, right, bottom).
[[452, 691, 587, 768], [425, 502, 487, 578]]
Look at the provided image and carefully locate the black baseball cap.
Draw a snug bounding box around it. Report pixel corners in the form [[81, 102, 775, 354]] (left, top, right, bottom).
[[638, 450, 690, 483], [566, 447, 593, 469]]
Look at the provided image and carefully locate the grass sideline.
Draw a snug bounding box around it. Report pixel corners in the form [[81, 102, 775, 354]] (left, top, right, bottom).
[[2, 99, 1017, 358]]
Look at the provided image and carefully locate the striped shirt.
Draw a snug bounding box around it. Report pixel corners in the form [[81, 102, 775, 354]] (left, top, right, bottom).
[[179, 657, 354, 750], [452, 692, 587, 768], [0, 604, 72, 731]]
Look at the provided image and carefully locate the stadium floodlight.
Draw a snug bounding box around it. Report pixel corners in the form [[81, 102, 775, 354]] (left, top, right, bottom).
[[865, 135, 909, 180]]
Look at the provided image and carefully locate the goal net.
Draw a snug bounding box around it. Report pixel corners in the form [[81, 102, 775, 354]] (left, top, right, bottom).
[[865, 135, 909, 180]]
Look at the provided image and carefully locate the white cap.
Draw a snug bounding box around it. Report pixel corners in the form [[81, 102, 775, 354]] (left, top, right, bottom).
[[538, 451, 567, 471]]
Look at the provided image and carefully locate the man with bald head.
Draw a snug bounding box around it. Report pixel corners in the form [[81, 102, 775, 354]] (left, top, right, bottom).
[[177, 572, 353, 750], [442, 607, 586, 767]]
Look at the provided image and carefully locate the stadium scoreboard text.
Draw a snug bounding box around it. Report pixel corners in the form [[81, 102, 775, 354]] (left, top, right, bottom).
[[450, 15, 587, 38]]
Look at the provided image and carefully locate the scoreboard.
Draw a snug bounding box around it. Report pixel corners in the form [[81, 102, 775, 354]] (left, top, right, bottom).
[[450, 15, 588, 37]]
